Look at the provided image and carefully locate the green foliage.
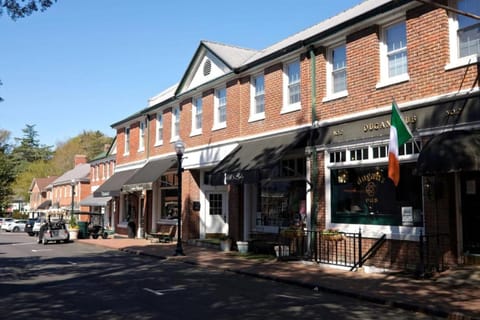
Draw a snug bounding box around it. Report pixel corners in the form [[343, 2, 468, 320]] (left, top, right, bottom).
[[0, 0, 57, 21], [0, 130, 15, 211]]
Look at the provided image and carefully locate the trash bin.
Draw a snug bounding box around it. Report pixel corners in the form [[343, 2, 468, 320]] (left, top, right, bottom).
[[78, 221, 89, 239], [127, 221, 136, 238]]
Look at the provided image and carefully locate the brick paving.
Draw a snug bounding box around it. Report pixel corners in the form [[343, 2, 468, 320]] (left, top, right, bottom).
[[77, 237, 480, 320]]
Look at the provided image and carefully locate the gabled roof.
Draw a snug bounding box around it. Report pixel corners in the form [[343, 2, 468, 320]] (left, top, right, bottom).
[[175, 40, 258, 96], [52, 163, 90, 186], [29, 176, 58, 192]]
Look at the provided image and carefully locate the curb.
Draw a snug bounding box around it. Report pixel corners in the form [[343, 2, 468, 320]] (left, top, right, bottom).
[[110, 246, 479, 320]]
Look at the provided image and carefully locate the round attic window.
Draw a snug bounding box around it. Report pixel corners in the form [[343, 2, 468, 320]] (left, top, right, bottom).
[[203, 59, 212, 76]]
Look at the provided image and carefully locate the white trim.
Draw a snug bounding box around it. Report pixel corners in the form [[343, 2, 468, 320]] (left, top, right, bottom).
[[324, 43, 348, 101], [323, 151, 424, 241], [282, 59, 301, 113], [170, 106, 180, 142], [190, 95, 203, 137], [249, 73, 266, 122], [138, 119, 146, 152], [212, 86, 227, 131], [155, 113, 163, 146]]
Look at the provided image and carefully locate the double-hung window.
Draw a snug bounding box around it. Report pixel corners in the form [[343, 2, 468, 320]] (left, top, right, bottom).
[[138, 120, 146, 152], [172, 106, 180, 141], [282, 60, 301, 112], [191, 96, 203, 135], [213, 87, 227, 130], [250, 74, 265, 121], [448, 0, 480, 68], [378, 20, 409, 87], [325, 44, 347, 101], [156, 113, 163, 145], [124, 127, 130, 155]]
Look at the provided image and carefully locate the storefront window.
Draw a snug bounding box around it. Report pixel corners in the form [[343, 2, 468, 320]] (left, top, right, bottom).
[[256, 180, 306, 228], [331, 163, 423, 226]]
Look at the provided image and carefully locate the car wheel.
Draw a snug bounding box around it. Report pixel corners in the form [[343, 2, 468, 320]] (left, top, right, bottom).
[[92, 234, 99, 239], [28, 232, 35, 236], [102, 232, 108, 239], [13, 227, 19, 232]]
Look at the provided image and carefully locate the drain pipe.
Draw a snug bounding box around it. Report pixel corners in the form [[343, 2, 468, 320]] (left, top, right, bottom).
[[308, 46, 319, 236]]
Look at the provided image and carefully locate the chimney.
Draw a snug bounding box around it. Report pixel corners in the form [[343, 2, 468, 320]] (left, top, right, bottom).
[[74, 154, 87, 166]]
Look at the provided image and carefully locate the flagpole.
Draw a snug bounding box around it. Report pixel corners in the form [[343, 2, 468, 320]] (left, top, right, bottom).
[[392, 97, 421, 151]]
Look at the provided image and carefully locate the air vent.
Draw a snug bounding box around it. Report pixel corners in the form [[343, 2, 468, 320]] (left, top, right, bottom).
[[203, 59, 212, 76]]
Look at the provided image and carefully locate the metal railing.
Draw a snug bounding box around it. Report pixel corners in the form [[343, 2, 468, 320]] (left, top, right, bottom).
[[418, 232, 450, 277]]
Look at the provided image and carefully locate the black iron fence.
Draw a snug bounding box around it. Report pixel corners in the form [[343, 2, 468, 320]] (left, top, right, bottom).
[[277, 230, 366, 269], [418, 232, 450, 277]]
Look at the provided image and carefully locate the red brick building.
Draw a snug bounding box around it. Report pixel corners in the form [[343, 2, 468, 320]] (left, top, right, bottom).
[[96, 0, 480, 269]]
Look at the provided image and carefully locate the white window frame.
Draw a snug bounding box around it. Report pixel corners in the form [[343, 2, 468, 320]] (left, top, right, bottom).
[[138, 119, 146, 152], [324, 43, 348, 102], [213, 87, 227, 130], [124, 127, 130, 155], [447, 0, 480, 70], [249, 73, 265, 122], [171, 106, 180, 142], [282, 59, 301, 113], [324, 140, 422, 241], [377, 19, 410, 89], [191, 96, 203, 136], [155, 113, 163, 146]]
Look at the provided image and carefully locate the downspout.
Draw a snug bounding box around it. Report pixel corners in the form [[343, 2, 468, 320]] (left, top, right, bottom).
[[309, 46, 319, 234]]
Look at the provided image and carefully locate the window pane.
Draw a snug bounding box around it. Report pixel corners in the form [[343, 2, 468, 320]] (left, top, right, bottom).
[[217, 89, 226, 123], [332, 45, 347, 93], [458, 0, 480, 57], [195, 97, 202, 130], [254, 76, 265, 113], [288, 62, 300, 104], [331, 164, 423, 226], [387, 22, 407, 77]]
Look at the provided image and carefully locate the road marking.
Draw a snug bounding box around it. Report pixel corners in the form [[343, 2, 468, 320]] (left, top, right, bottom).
[[31, 249, 53, 252], [12, 242, 38, 246], [143, 287, 186, 296]]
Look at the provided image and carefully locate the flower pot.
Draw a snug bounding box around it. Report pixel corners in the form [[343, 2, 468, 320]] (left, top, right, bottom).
[[220, 239, 232, 252], [236, 241, 248, 254], [69, 229, 78, 240]]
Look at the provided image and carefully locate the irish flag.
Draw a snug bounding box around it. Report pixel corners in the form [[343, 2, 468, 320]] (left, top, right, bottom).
[[388, 101, 413, 186]]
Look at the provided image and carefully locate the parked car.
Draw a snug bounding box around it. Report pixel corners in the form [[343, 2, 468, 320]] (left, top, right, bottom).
[[32, 218, 47, 235], [0, 217, 14, 231], [25, 218, 37, 236], [2, 219, 28, 232]]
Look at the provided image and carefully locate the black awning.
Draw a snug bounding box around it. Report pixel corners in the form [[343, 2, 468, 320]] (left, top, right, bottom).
[[417, 130, 480, 176], [122, 156, 176, 192], [36, 200, 51, 210], [209, 129, 309, 184], [79, 194, 111, 207], [93, 169, 137, 197]]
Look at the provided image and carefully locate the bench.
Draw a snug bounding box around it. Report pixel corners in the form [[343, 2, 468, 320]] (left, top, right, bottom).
[[147, 224, 176, 243]]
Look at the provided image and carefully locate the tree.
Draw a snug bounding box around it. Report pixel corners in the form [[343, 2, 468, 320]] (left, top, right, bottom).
[[12, 159, 60, 203], [51, 130, 112, 173], [11, 124, 53, 169], [0, 0, 57, 20], [0, 130, 15, 212]]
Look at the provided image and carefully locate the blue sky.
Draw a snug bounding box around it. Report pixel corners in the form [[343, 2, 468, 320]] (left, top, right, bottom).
[[0, 0, 362, 148]]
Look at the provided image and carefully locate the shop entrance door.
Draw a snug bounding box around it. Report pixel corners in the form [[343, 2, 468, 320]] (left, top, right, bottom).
[[205, 192, 228, 235], [461, 172, 480, 254]]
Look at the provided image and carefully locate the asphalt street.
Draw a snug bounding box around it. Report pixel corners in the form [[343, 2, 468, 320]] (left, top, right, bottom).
[[0, 232, 443, 320]]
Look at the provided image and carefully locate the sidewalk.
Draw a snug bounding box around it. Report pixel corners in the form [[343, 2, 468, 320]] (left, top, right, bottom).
[[77, 237, 480, 320]]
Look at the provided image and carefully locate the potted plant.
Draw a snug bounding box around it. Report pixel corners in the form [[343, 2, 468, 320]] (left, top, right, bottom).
[[219, 234, 232, 252], [236, 240, 249, 254], [320, 229, 345, 242], [68, 216, 79, 240]]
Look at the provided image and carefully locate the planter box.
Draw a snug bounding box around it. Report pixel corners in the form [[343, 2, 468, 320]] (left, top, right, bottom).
[[236, 241, 248, 254]]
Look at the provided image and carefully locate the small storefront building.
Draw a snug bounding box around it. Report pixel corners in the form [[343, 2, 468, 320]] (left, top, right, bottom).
[[314, 92, 480, 269]]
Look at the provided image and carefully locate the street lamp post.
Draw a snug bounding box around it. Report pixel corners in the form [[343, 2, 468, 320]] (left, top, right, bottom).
[[174, 139, 185, 256], [70, 179, 76, 220]]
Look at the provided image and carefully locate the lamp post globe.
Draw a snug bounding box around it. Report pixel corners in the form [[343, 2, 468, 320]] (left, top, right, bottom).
[[174, 139, 185, 256]]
